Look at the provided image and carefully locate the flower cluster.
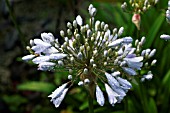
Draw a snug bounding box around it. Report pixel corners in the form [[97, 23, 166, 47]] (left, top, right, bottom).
[[160, 0, 170, 40], [121, 0, 159, 30], [22, 4, 156, 108]]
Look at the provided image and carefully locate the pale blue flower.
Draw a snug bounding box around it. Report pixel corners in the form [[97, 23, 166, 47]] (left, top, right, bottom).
[[22, 55, 35, 61], [105, 83, 119, 106], [96, 85, 105, 106]]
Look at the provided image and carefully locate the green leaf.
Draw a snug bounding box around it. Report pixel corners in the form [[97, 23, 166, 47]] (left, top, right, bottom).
[[162, 69, 170, 95], [17, 81, 55, 93], [148, 98, 158, 113], [3, 95, 27, 112], [145, 14, 165, 47]]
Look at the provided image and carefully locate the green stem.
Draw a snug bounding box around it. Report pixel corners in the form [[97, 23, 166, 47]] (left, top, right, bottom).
[[88, 94, 94, 113], [5, 0, 26, 49]]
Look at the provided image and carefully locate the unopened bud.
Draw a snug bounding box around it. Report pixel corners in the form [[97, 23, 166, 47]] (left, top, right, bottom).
[[60, 30, 65, 37], [78, 81, 84, 86], [93, 64, 97, 68], [87, 29, 92, 37], [151, 59, 157, 66], [104, 24, 109, 31], [132, 13, 141, 30], [84, 79, 90, 84], [118, 27, 124, 36], [58, 60, 64, 66], [67, 29, 72, 35], [95, 20, 100, 31], [73, 20, 77, 28], [68, 75, 72, 80], [67, 22, 72, 29], [69, 69, 73, 74], [30, 39, 34, 46], [83, 68, 88, 74], [77, 52, 83, 59]]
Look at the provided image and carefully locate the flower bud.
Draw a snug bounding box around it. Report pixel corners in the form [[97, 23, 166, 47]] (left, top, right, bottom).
[[118, 27, 124, 36], [68, 75, 72, 80], [69, 69, 73, 74], [78, 81, 84, 86], [101, 22, 105, 29], [60, 30, 65, 37], [73, 20, 77, 28], [121, 2, 127, 11], [76, 15, 83, 26], [104, 24, 109, 31], [90, 59, 94, 64], [83, 68, 88, 74], [67, 29, 72, 35], [58, 60, 64, 66], [30, 39, 34, 46], [132, 13, 141, 30], [67, 22, 72, 29], [95, 20, 100, 31], [151, 59, 157, 66], [77, 52, 83, 59], [87, 29, 92, 37], [84, 79, 90, 84], [112, 28, 117, 36], [93, 64, 97, 68]]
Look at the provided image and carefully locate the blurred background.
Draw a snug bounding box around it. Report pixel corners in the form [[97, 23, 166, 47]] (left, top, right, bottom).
[[0, 0, 170, 113]]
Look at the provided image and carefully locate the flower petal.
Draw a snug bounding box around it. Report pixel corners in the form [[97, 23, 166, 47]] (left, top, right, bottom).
[[22, 55, 35, 61], [32, 56, 50, 64], [122, 67, 137, 76], [41, 32, 55, 43], [49, 53, 67, 60], [52, 88, 68, 108], [96, 85, 105, 106], [48, 83, 68, 98], [116, 77, 132, 89], [105, 84, 119, 106]]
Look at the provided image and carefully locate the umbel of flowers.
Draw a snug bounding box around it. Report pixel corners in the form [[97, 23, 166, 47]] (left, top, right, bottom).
[[160, 0, 170, 40], [22, 4, 156, 108], [121, 0, 159, 30]]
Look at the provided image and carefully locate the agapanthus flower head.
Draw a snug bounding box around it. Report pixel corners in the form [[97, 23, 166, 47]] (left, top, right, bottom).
[[166, 0, 170, 24], [22, 4, 156, 108], [122, 0, 158, 30]]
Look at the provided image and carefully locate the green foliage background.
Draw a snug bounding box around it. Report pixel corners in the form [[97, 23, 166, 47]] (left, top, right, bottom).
[[1, 0, 170, 113]]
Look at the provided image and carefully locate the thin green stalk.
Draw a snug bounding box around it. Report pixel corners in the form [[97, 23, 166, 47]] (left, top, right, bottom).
[[88, 94, 94, 113], [5, 0, 26, 49]]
